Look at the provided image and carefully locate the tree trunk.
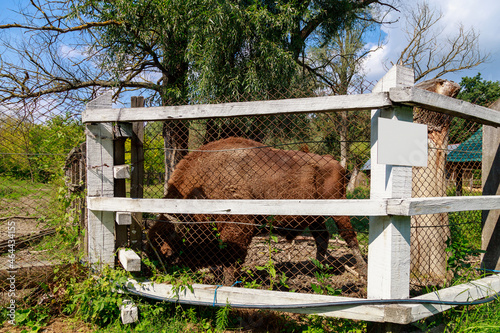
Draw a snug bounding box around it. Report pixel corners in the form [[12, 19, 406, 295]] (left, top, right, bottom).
[[160, 64, 189, 196], [163, 120, 189, 196], [339, 110, 348, 168], [411, 79, 460, 281]]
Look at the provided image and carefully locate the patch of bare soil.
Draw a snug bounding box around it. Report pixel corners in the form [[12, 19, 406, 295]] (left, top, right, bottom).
[[200, 235, 367, 297], [0, 318, 95, 333], [0, 188, 54, 219]]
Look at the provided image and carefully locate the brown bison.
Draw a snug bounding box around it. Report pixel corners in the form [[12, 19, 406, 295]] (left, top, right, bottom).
[[149, 137, 365, 284]]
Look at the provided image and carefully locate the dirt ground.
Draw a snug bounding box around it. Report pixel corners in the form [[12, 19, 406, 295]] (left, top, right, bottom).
[[0, 318, 95, 333], [183, 235, 368, 297]]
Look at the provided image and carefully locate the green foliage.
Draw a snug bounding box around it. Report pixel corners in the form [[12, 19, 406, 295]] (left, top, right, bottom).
[[458, 73, 500, 107], [64, 268, 129, 326], [0, 176, 48, 200], [446, 209, 484, 283], [445, 236, 484, 282], [310, 258, 342, 296], [69, 0, 379, 106], [0, 114, 84, 183], [215, 303, 231, 332], [12, 307, 50, 332], [449, 73, 500, 144], [188, 0, 302, 100], [255, 217, 290, 290]]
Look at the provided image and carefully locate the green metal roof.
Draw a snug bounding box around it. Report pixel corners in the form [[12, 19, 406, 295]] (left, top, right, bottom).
[[447, 129, 482, 163]]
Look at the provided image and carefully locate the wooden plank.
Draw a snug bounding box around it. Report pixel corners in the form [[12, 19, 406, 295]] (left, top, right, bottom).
[[82, 92, 392, 123], [368, 65, 414, 301], [130, 96, 144, 253], [118, 249, 141, 271], [124, 280, 387, 322], [116, 212, 132, 225], [390, 86, 500, 127], [86, 123, 114, 197], [114, 122, 134, 138], [114, 135, 128, 249], [123, 273, 500, 325], [87, 195, 500, 217], [114, 164, 131, 179], [387, 195, 500, 216], [87, 197, 388, 216], [86, 92, 115, 267], [389, 273, 500, 323], [482, 99, 500, 270]]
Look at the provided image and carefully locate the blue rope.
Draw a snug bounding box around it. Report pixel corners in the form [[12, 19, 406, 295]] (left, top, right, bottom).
[[213, 285, 223, 307], [213, 281, 242, 306]]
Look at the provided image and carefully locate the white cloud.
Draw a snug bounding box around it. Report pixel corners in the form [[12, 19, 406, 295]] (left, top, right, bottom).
[[364, 0, 500, 85], [59, 44, 89, 59]]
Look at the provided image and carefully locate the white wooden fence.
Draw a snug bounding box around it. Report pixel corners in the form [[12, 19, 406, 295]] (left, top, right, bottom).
[[83, 65, 500, 324]]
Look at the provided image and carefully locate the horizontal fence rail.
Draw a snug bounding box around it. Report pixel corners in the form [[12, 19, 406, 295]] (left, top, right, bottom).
[[82, 87, 500, 127], [83, 92, 392, 122], [82, 65, 500, 326], [87, 195, 500, 216]]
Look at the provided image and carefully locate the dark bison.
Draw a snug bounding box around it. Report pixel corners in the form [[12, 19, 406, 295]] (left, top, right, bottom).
[[149, 137, 365, 283]]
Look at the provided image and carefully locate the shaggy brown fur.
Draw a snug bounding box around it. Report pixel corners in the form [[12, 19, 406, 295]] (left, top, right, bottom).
[[148, 137, 365, 284]]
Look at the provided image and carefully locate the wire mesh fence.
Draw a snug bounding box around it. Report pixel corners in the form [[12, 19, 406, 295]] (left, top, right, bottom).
[[145, 111, 372, 296], [0, 81, 487, 303], [0, 109, 85, 307]]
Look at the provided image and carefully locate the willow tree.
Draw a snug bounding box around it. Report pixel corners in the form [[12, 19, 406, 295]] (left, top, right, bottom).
[[0, 0, 396, 190]]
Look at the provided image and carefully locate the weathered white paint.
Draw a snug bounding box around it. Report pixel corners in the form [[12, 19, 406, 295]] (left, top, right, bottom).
[[82, 85, 500, 128], [120, 300, 139, 324], [387, 273, 500, 324], [113, 164, 131, 179], [368, 65, 414, 300], [86, 92, 115, 267], [124, 273, 500, 324], [88, 197, 388, 216], [88, 196, 500, 217], [124, 279, 387, 322], [82, 92, 392, 123], [118, 249, 141, 272], [390, 86, 500, 127], [387, 195, 500, 216], [116, 212, 132, 225]]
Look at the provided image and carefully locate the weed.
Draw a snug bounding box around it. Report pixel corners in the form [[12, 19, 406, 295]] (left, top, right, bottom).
[[64, 267, 130, 327], [215, 302, 231, 331], [13, 307, 50, 332], [310, 258, 342, 296], [255, 217, 289, 290]]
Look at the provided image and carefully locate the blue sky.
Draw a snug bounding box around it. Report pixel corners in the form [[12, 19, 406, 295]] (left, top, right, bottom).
[[1, 0, 499, 91], [362, 0, 500, 84]]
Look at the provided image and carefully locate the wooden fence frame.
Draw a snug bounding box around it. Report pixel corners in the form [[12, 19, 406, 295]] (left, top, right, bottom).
[[83, 65, 500, 324]]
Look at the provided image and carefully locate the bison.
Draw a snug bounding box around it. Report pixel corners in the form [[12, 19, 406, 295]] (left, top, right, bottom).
[[148, 137, 365, 284]]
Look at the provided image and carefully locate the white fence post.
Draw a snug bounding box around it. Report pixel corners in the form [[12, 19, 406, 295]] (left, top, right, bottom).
[[367, 65, 415, 300], [86, 92, 115, 267]]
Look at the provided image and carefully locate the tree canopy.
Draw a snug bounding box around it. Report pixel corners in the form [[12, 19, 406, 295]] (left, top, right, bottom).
[[0, 0, 394, 111], [457, 73, 500, 107]]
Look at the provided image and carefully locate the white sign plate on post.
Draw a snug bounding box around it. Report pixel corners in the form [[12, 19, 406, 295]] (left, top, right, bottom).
[[377, 118, 428, 167]]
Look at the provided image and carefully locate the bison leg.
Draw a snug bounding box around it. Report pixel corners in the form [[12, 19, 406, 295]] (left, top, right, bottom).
[[310, 217, 330, 264], [217, 215, 256, 285], [333, 215, 367, 276]]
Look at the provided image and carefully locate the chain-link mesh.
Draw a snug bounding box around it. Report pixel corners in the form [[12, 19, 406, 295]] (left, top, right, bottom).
[[145, 110, 372, 296], [0, 82, 488, 302], [410, 115, 483, 293], [0, 109, 84, 307]]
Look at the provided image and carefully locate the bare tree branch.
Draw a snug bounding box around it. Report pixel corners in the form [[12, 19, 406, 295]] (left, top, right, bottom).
[[397, 1, 489, 82]]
